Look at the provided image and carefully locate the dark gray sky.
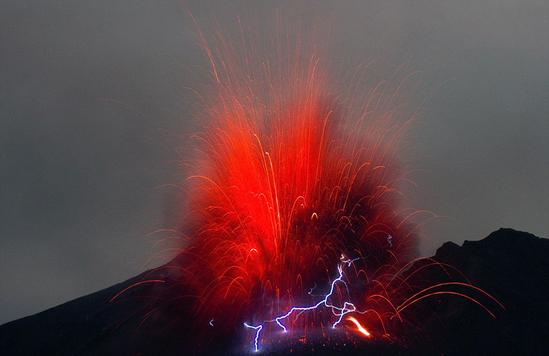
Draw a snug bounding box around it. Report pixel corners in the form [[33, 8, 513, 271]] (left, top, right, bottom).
[[1, 0, 548, 324]]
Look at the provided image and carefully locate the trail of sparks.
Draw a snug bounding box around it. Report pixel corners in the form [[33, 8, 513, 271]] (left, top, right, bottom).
[[346, 316, 371, 337], [108, 279, 166, 303], [243, 256, 361, 352]]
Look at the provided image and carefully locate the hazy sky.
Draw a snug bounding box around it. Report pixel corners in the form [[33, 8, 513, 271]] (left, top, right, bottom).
[[1, 0, 548, 324]]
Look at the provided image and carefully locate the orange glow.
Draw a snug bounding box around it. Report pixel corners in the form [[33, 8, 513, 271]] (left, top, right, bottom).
[[346, 316, 372, 338]]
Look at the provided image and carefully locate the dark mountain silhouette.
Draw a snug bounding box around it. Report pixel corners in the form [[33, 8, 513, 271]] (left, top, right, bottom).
[[1, 228, 548, 355]]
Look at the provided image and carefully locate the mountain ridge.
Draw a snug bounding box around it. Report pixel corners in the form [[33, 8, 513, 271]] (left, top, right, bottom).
[[1, 228, 548, 355]]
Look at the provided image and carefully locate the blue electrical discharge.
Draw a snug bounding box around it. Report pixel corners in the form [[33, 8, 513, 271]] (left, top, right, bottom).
[[243, 255, 361, 352]]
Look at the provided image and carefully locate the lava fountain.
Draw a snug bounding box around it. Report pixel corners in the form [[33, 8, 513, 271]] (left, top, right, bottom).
[[118, 22, 503, 354], [176, 24, 419, 350]]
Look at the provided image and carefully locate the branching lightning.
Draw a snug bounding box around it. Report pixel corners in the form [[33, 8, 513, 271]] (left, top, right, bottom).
[[243, 323, 263, 352], [241, 253, 504, 352], [243, 256, 362, 352]]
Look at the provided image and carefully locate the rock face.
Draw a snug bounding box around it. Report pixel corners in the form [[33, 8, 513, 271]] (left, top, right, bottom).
[[1, 228, 549, 355], [427, 228, 549, 355], [0, 261, 194, 356]]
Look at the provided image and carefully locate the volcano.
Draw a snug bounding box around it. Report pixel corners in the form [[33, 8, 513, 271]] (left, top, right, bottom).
[[1, 228, 548, 355]]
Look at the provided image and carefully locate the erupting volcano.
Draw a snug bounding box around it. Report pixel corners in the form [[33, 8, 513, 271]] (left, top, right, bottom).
[[153, 29, 504, 353], [3, 4, 549, 356]]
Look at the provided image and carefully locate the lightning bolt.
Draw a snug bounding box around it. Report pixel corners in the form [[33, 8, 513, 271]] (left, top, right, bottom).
[[243, 256, 363, 352], [243, 323, 263, 352], [340, 253, 361, 267]]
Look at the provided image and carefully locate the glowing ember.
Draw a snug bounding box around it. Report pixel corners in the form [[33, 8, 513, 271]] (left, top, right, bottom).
[[346, 316, 371, 338]]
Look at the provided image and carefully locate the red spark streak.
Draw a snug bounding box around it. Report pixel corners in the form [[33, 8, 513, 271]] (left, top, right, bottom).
[[109, 280, 166, 303], [346, 316, 372, 337]]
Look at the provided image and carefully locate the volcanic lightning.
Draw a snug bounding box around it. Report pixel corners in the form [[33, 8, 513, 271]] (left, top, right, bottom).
[[243, 257, 363, 352], [109, 21, 506, 354]]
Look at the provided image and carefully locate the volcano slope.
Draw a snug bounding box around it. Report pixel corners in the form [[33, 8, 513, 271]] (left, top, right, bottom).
[[1, 228, 548, 355]]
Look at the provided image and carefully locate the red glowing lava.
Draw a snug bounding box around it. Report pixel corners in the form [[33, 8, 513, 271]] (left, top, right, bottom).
[[346, 316, 372, 338], [172, 26, 421, 339], [115, 23, 504, 353]]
